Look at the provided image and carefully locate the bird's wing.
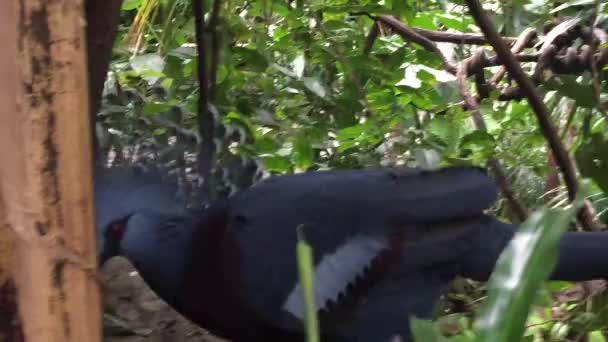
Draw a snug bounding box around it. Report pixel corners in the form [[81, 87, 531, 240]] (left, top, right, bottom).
[[225, 166, 498, 332], [237, 166, 498, 227]]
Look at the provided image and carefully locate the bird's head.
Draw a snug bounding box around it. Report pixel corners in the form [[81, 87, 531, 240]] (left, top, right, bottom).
[[94, 165, 187, 266]]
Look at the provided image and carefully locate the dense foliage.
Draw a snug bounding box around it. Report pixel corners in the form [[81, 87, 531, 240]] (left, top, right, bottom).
[[98, 0, 608, 340]]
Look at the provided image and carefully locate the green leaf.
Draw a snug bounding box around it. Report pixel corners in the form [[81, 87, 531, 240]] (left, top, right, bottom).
[[411, 317, 449, 342], [410, 13, 438, 30], [216, 64, 229, 84], [254, 136, 280, 154], [131, 54, 165, 74], [415, 148, 441, 169], [261, 155, 291, 172], [293, 54, 306, 79], [336, 140, 357, 153], [411, 91, 437, 110], [224, 111, 254, 133], [160, 78, 173, 89], [130, 54, 166, 84], [233, 47, 269, 72], [337, 122, 371, 142], [152, 127, 167, 135], [167, 46, 197, 59], [296, 227, 320, 342], [459, 131, 496, 157], [544, 76, 596, 108], [323, 20, 353, 31], [435, 13, 472, 32], [428, 116, 453, 143], [478, 102, 501, 133], [183, 59, 195, 77], [367, 88, 399, 112], [121, 0, 142, 10], [575, 133, 608, 194], [550, 0, 595, 13], [143, 102, 173, 115], [589, 331, 607, 342], [474, 183, 591, 342], [293, 134, 315, 170], [312, 3, 392, 14], [302, 77, 327, 98]]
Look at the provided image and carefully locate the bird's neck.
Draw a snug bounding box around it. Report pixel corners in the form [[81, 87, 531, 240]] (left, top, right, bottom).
[[122, 218, 196, 306], [167, 200, 277, 340], [173, 202, 237, 315]]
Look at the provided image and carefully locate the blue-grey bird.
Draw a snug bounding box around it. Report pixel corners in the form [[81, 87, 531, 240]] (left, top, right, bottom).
[[95, 165, 608, 342]]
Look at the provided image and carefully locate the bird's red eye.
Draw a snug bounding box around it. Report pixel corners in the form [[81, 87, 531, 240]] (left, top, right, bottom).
[[107, 222, 125, 240]]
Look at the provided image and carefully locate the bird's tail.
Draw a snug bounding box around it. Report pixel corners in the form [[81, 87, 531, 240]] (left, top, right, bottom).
[[459, 218, 608, 282]]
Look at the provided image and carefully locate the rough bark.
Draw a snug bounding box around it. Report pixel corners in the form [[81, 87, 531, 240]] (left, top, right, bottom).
[[0, 1, 102, 341], [0, 2, 24, 340], [0, 196, 23, 342]]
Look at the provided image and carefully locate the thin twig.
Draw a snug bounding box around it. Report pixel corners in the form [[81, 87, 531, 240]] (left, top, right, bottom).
[[413, 27, 520, 46], [363, 21, 380, 55], [352, 12, 521, 46], [457, 57, 528, 222], [525, 320, 557, 329]]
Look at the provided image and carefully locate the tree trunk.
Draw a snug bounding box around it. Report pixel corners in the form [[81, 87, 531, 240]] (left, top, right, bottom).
[[0, 1, 102, 341], [86, 0, 123, 164], [0, 2, 24, 340]]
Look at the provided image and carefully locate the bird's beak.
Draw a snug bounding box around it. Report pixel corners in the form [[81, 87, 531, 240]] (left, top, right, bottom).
[[97, 247, 110, 267], [96, 215, 131, 268], [96, 238, 112, 267]]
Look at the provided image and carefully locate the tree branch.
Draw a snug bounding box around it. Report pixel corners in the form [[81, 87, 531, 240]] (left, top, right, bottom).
[[489, 28, 537, 86], [365, 11, 602, 226], [464, 0, 599, 230], [375, 15, 458, 74], [363, 21, 380, 55], [413, 27, 520, 46], [367, 15, 529, 221], [193, 0, 215, 198], [85, 0, 123, 166]]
